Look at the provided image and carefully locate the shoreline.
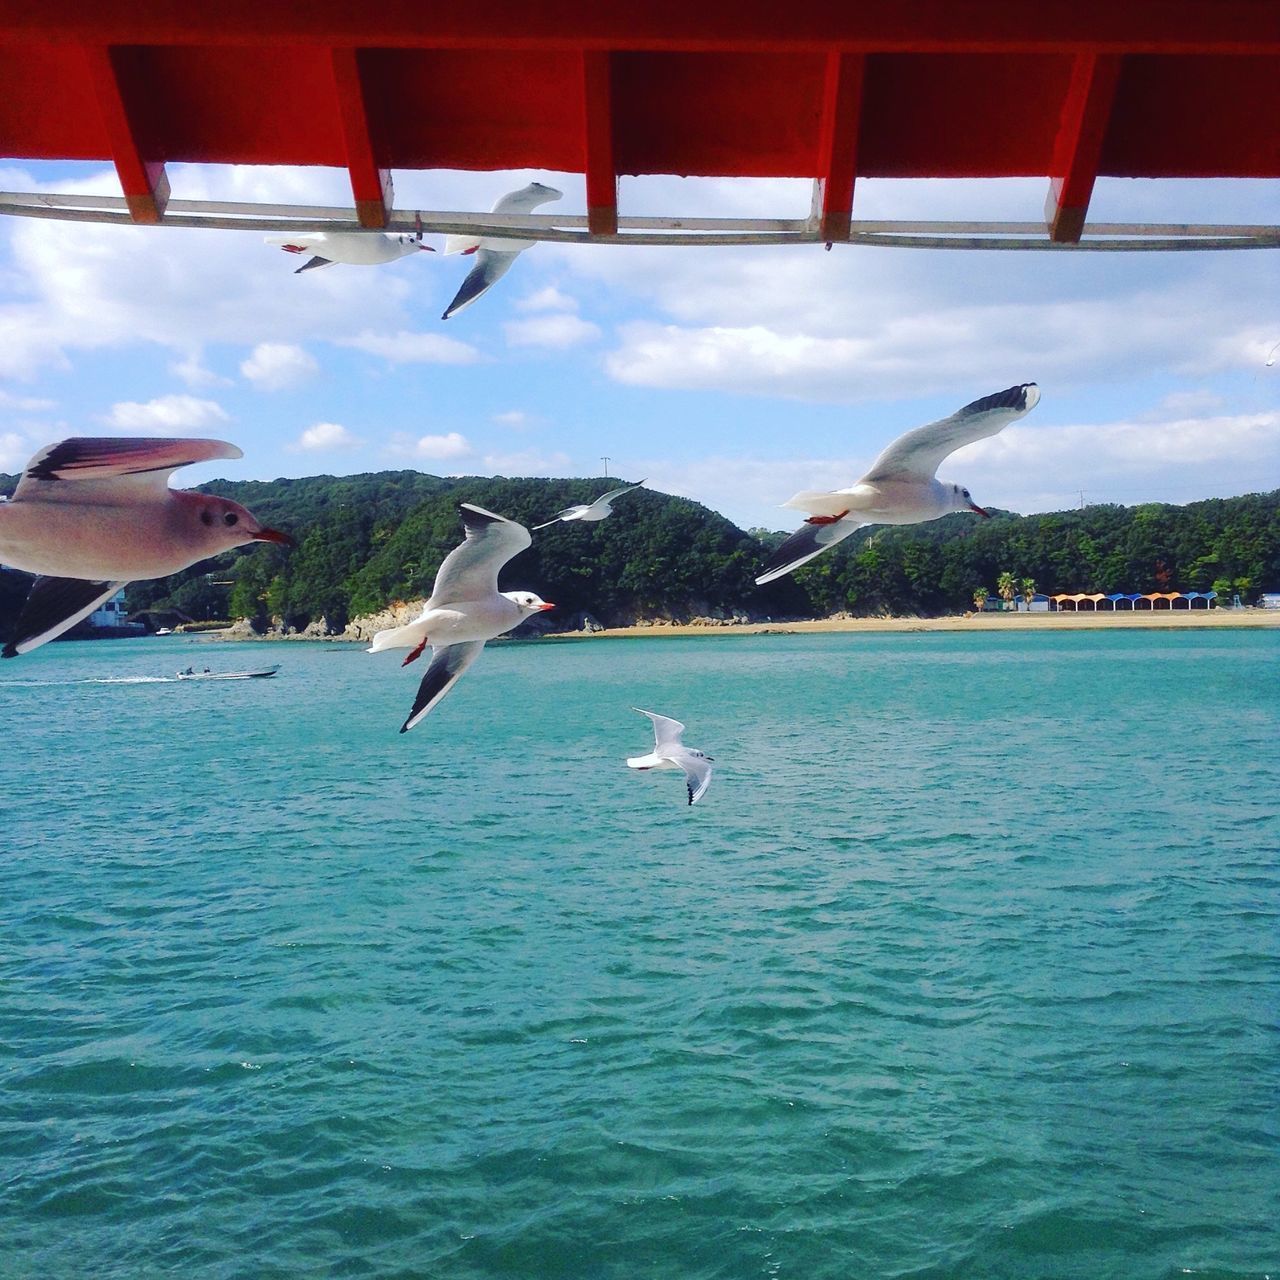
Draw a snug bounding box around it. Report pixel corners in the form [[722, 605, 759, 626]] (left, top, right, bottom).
[[555, 610, 1280, 639], [198, 609, 1280, 644]]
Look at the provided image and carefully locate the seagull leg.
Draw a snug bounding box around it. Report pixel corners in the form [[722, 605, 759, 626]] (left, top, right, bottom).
[[805, 509, 850, 525], [402, 638, 428, 666]]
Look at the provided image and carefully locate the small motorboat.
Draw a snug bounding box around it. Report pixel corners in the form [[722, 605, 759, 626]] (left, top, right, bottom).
[[176, 664, 280, 680]]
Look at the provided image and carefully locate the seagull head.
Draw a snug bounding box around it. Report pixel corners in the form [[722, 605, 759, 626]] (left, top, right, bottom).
[[951, 484, 991, 518], [188, 493, 295, 552], [504, 590, 555, 617]]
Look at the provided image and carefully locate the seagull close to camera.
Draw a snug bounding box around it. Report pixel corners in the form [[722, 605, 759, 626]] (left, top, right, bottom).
[[441, 182, 563, 319], [627, 708, 714, 806], [0, 437, 293, 657], [367, 504, 553, 732], [265, 221, 432, 273], [532, 480, 646, 531], [755, 383, 1041, 585]]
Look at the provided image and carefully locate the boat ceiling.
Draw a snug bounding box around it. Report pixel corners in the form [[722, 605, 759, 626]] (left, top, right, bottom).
[[1, 1, 1277, 249]]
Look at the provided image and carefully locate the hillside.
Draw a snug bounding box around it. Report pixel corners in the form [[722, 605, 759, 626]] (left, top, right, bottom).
[[2, 467, 1278, 633]]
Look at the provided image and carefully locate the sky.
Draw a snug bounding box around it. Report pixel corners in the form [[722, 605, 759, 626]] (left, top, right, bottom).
[[0, 160, 1277, 533]]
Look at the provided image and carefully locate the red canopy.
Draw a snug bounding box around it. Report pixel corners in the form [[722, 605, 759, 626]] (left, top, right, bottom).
[[1, 1, 1277, 240]]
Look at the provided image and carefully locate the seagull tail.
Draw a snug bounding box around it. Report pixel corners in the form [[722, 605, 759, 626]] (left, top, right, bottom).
[[367, 622, 424, 654], [781, 490, 853, 517]]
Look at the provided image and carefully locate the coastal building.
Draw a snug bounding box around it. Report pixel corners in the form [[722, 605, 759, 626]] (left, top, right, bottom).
[[1050, 591, 1218, 611], [86, 589, 146, 637]]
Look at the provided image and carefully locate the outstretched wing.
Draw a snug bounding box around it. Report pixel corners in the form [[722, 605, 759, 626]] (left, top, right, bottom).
[[295, 255, 333, 273], [2, 576, 128, 658], [859, 383, 1040, 485], [680, 753, 713, 805], [14, 437, 243, 502], [590, 481, 646, 511], [754, 517, 864, 585], [442, 248, 519, 319], [400, 640, 486, 732], [429, 504, 532, 604], [633, 707, 686, 750]]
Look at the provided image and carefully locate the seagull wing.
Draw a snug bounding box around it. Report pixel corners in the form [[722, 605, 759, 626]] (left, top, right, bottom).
[[589, 481, 645, 512], [532, 504, 588, 530], [295, 255, 333, 273], [679, 752, 714, 805], [3, 576, 128, 657], [442, 247, 519, 319], [14, 437, 244, 502], [429, 504, 531, 604], [859, 383, 1040, 485], [400, 640, 486, 732], [491, 183, 563, 215], [633, 707, 686, 750], [754, 517, 865, 585]]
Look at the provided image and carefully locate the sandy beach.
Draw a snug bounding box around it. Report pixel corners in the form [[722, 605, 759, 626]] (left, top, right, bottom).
[[554, 610, 1280, 640]]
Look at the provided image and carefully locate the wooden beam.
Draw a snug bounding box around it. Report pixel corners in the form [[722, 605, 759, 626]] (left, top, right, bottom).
[[331, 46, 392, 228], [582, 51, 617, 235], [80, 44, 169, 223], [812, 51, 864, 241], [1045, 52, 1122, 243]]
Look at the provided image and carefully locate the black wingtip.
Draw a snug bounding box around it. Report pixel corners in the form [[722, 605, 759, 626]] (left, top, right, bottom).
[[963, 383, 1037, 416], [2, 643, 17, 659]]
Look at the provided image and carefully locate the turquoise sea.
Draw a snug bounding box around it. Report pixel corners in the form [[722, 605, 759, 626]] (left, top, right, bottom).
[[2, 628, 1277, 1279]]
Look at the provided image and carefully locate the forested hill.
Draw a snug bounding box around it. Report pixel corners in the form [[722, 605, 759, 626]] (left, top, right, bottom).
[[2, 467, 1278, 628]]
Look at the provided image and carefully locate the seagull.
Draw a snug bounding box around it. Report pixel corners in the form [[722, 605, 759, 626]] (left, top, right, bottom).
[[627, 708, 714, 806], [755, 383, 1040, 585], [532, 480, 646, 531], [441, 182, 563, 319], [265, 219, 432, 273], [0, 437, 293, 657], [367, 503, 554, 732]]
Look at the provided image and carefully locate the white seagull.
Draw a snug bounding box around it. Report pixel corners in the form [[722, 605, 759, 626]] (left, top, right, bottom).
[[532, 480, 646, 531], [367, 503, 554, 732], [0, 437, 292, 657], [441, 182, 563, 319], [265, 222, 432, 273], [627, 708, 714, 806], [756, 383, 1040, 585]]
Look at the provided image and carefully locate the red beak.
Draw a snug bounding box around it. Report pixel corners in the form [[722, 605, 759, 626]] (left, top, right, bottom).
[[969, 503, 991, 519], [538, 602, 556, 611], [254, 527, 296, 547]]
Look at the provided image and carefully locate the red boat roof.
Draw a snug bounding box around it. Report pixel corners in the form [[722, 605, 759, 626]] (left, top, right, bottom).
[[1, 1, 1277, 243]]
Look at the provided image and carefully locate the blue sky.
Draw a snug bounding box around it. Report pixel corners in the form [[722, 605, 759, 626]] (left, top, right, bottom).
[[1, 160, 1277, 532]]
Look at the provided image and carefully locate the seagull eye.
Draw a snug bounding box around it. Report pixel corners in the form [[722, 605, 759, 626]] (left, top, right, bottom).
[[224, 512, 239, 527], [200, 509, 213, 526]]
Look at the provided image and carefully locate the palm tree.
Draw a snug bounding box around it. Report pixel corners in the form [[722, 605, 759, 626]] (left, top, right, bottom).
[[972, 587, 988, 612], [996, 571, 1016, 611], [1020, 576, 1036, 610]]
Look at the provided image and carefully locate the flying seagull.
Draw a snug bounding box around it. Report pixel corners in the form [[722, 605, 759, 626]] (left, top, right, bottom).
[[367, 504, 554, 732], [265, 219, 432, 273], [0, 437, 292, 657], [755, 383, 1040, 585], [441, 182, 563, 319], [532, 480, 646, 531], [627, 708, 714, 806]]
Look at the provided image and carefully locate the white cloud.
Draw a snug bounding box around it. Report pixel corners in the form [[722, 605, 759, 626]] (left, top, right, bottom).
[[413, 431, 472, 461], [0, 430, 28, 471], [291, 421, 362, 452], [516, 286, 578, 312], [482, 447, 572, 475], [492, 410, 530, 428], [240, 341, 319, 390], [0, 389, 57, 413], [169, 351, 231, 389], [503, 313, 601, 349], [338, 329, 481, 365], [102, 394, 230, 432]]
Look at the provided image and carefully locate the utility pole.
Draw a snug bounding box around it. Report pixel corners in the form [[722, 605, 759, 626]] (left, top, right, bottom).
[[601, 456, 610, 477]]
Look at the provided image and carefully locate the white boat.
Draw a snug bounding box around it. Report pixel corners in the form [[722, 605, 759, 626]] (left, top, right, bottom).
[[154, 627, 173, 636], [175, 664, 280, 680]]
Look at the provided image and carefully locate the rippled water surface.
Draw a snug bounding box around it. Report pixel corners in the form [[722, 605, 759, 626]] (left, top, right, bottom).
[[2, 629, 1278, 1279]]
